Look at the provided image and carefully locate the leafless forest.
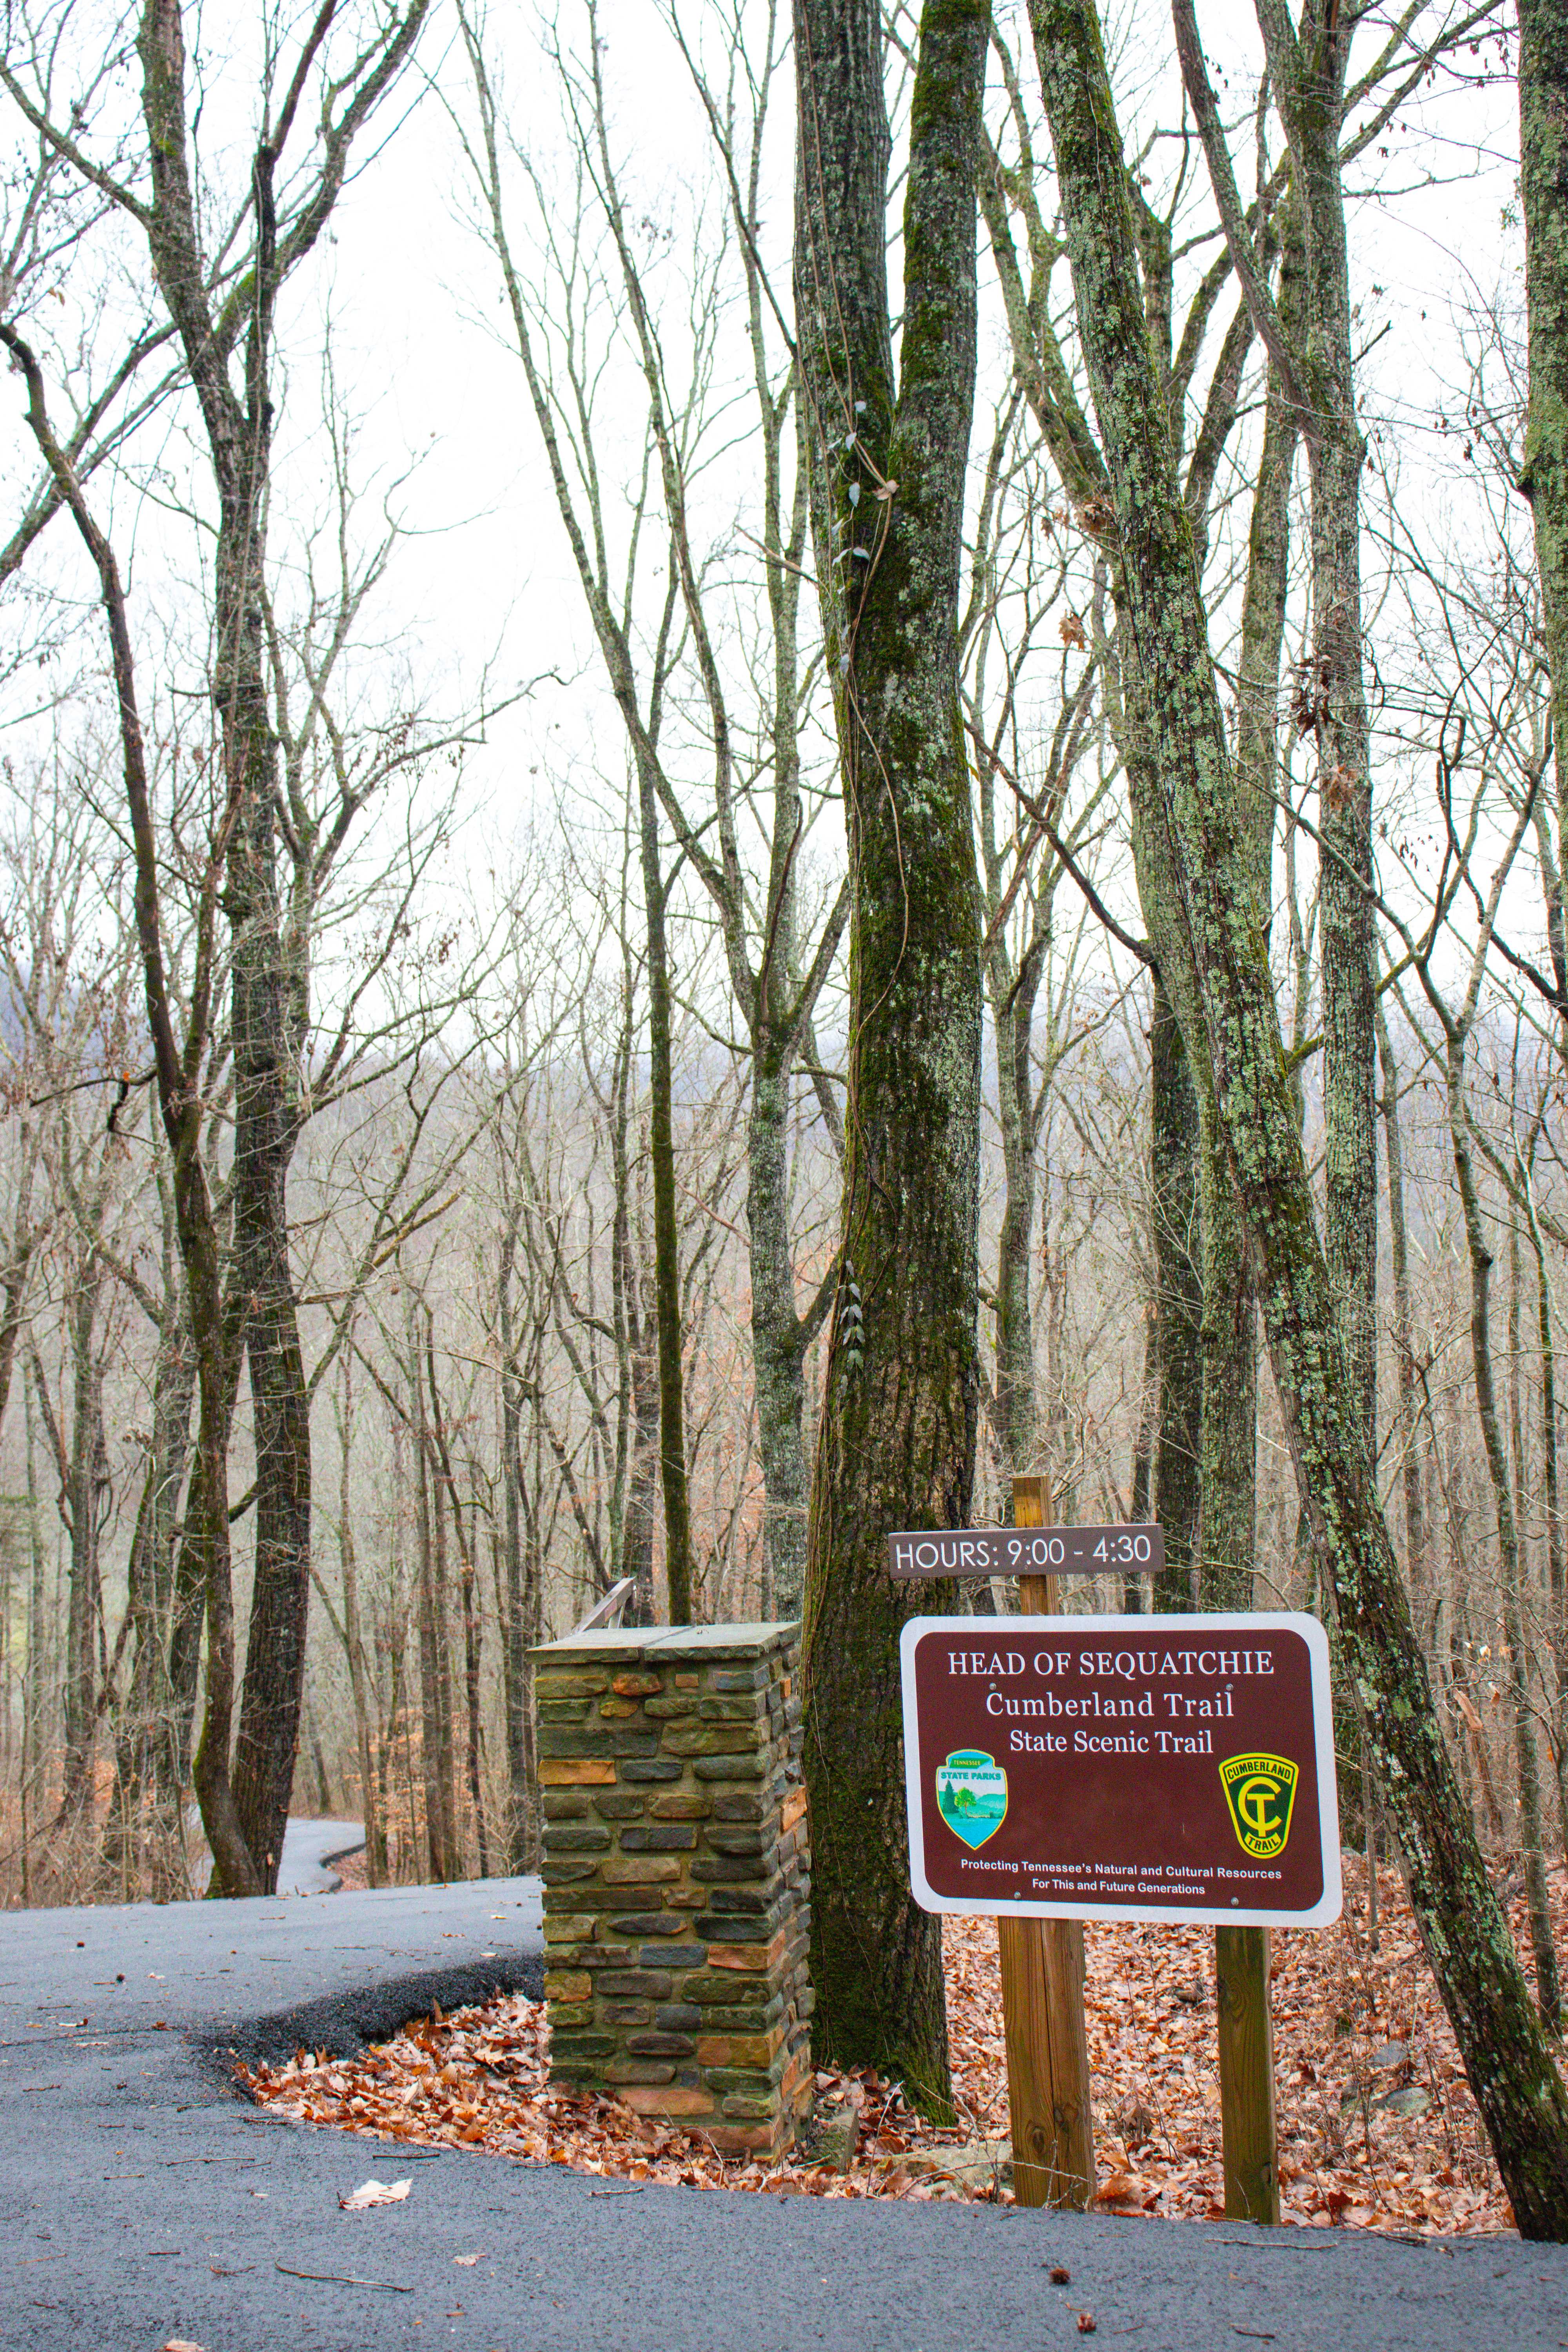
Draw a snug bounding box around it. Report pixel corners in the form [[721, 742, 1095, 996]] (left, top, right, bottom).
[[0, 0, 1559, 1988]]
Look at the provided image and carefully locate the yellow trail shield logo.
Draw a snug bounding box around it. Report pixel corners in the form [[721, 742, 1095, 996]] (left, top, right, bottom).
[[1220, 1753, 1299, 1860]]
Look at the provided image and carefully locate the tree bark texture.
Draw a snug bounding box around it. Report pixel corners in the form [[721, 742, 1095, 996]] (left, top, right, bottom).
[[1178, 0, 1377, 1451], [110, 1279, 196, 1895], [1376, 1004, 1428, 1613], [59, 1249, 105, 1824], [139, 0, 312, 1895], [1032, 0, 1568, 2236], [1524, 1196, 1568, 1856], [1519, 0, 1568, 1013], [794, 0, 987, 2106], [982, 852, 1052, 1488], [497, 1207, 539, 1869], [635, 771, 697, 1624], [1150, 973, 1201, 1608], [1196, 230, 1299, 1610], [748, 1045, 813, 1613], [1450, 1057, 1560, 2026]]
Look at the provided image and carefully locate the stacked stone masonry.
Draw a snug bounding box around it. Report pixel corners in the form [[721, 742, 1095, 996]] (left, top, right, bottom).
[[532, 1621, 811, 2158]]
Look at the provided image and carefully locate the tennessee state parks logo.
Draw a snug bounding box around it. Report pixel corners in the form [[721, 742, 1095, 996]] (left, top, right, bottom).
[[936, 1750, 1008, 1849], [1220, 1753, 1299, 1860]]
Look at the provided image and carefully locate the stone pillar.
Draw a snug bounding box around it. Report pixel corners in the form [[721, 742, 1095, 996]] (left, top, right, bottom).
[[532, 1621, 811, 2158]]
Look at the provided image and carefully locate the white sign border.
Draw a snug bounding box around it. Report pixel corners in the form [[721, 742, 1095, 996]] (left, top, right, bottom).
[[899, 1609, 1343, 1930]]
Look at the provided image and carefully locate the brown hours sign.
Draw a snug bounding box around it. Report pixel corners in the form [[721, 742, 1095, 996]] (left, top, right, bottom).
[[900, 1611, 1341, 1928]]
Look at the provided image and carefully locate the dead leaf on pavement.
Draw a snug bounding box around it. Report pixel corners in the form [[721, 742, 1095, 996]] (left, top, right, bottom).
[[339, 2178, 411, 2210]]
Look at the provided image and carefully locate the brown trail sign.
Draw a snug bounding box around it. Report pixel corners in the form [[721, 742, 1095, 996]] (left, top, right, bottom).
[[900, 1613, 1340, 1928], [891, 1482, 1341, 2222]]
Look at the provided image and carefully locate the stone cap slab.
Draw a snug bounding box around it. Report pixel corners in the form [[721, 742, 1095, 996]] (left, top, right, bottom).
[[531, 1621, 801, 1666]]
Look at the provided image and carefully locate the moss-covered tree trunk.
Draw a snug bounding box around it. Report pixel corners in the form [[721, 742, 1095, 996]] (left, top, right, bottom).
[[1178, 0, 1378, 1453], [793, 0, 987, 2107], [1031, 0, 1568, 2237], [1149, 973, 1202, 1608], [1195, 228, 1299, 1612], [1517, 0, 1568, 1860], [1520, 0, 1568, 1017]]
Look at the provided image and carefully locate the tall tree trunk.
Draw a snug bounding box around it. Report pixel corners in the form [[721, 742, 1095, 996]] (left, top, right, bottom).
[[1449, 1053, 1560, 2027], [1519, 0, 1568, 1007], [1309, 394, 1378, 1459], [793, 0, 988, 2106], [410, 1305, 456, 1882], [748, 1045, 812, 1613], [1125, 1300, 1158, 1611], [335, 1352, 383, 1889], [1031, 0, 1568, 2234], [1377, 1003, 1428, 1606], [624, 1271, 661, 1623], [138, 0, 312, 1897], [1524, 1190, 1568, 1855], [21, 1371, 45, 1902], [109, 1283, 196, 1893], [989, 931, 1047, 1488], [635, 770, 696, 1623], [1177, 0, 1379, 1453], [748, 399, 827, 1622], [497, 1208, 536, 1869], [1150, 973, 1202, 1606], [214, 448, 311, 1897], [1196, 235, 1298, 1612], [425, 1341, 488, 1880], [460, 1510, 488, 1880], [58, 1259, 104, 1824]]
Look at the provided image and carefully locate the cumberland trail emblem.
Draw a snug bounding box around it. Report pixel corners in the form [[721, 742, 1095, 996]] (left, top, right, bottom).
[[935, 1750, 1009, 1849], [1220, 1753, 1299, 1860]]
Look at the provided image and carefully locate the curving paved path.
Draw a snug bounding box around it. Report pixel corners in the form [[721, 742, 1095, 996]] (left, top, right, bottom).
[[0, 1875, 1565, 2350], [274, 1818, 367, 1896]]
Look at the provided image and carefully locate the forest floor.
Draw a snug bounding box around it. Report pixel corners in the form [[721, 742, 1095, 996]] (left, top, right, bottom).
[[243, 1851, 1552, 2236]]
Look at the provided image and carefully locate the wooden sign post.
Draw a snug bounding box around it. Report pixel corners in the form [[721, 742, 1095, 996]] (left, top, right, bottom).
[[1216, 1920, 1279, 2220], [999, 1474, 1094, 2210]]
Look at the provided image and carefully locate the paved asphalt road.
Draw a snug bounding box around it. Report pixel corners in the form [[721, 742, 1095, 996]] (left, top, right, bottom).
[[2, 1873, 1566, 2352]]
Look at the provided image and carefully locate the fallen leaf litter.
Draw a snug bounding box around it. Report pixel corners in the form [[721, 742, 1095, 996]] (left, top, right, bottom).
[[241, 1854, 1551, 2233]]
